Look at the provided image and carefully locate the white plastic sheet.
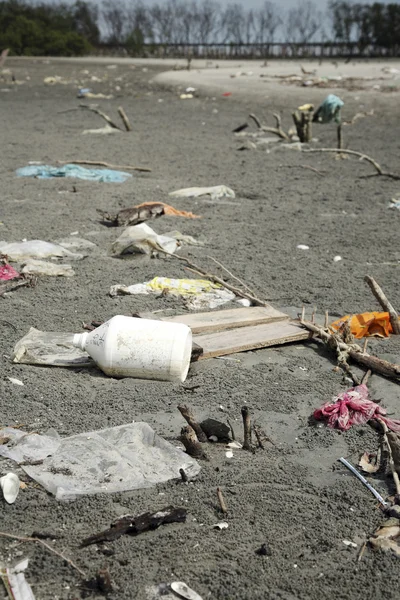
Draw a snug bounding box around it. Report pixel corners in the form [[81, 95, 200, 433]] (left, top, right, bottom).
[[112, 223, 178, 256], [169, 185, 235, 201], [12, 328, 94, 367], [0, 423, 201, 501], [0, 240, 83, 261], [21, 259, 75, 277]]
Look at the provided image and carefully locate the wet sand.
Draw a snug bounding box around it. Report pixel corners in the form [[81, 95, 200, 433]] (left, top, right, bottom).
[[0, 56, 400, 599]]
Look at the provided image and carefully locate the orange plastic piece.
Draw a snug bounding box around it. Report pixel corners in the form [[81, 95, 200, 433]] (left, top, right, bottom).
[[135, 202, 200, 219], [330, 312, 395, 339]]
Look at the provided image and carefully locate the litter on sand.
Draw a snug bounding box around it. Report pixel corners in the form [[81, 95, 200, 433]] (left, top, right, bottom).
[[0, 473, 20, 504], [146, 582, 203, 600], [55, 237, 97, 252], [82, 125, 120, 135], [16, 164, 132, 183], [0, 558, 35, 600], [313, 94, 344, 124], [12, 328, 94, 367], [330, 311, 399, 338], [0, 240, 83, 261], [0, 423, 201, 500], [0, 262, 20, 281], [109, 276, 237, 309], [313, 384, 400, 432], [99, 202, 200, 227], [111, 223, 179, 255], [169, 185, 235, 200], [21, 259, 75, 277]]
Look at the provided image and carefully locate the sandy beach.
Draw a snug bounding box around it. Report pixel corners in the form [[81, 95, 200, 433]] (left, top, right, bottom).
[[1, 56, 400, 599]]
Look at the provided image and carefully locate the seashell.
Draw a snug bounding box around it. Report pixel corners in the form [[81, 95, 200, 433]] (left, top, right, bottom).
[[1, 473, 20, 504], [170, 581, 203, 600]]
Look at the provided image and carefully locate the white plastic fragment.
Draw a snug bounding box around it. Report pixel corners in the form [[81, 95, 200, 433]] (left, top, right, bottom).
[[170, 582, 203, 600], [0, 240, 83, 261], [0, 558, 35, 600], [225, 450, 234, 458], [333, 255, 342, 262], [169, 185, 235, 201], [112, 223, 178, 256], [226, 441, 242, 449], [82, 125, 120, 135], [7, 377, 24, 386], [208, 435, 218, 443], [21, 260, 75, 277], [343, 539, 357, 548], [296, 244, 310, 250], [213, 521, 229, 530], [0, 473, 20, 504]]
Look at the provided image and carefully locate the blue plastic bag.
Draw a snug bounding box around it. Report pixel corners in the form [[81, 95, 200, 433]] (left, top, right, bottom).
[[313, 94, 344, 124], [16, 164, 132, 183]]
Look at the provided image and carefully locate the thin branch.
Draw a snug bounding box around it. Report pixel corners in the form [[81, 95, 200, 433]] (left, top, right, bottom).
[[207, 256, 256, 296], [0, 532, 86, 578], [343, 110, 374, 126], [364, 276, 400, 335], [56, 160, 151, 173], [302, 148, 400, 180], [249, 113, 289, 141], [78, 104, 123, 130], [118, 106, 132, 132], [377, 419, 400, 497], [155, 248, 269, 307]]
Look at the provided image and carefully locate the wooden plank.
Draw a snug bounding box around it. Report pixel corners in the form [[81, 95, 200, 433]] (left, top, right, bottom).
[[193, 321, 310, 359], [154, 306, 289, 334]]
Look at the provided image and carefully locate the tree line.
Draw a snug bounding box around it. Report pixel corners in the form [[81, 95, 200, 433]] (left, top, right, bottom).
[[1, 0, 400, 57]]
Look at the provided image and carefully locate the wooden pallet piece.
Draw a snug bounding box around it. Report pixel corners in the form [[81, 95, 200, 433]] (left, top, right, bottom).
[[193, 320, 310, 359], [140, 306, 289, 334]]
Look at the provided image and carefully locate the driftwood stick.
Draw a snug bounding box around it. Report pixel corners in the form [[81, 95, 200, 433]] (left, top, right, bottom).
[[179, 426, 208, 460], [377, 420, 400, 497], [118, 106, 132, 132], [56, 160, 151, 173], [364, 276, 400, 335], [78, 104, 123, 130], [253, 425, 265, 450], [178, 404, 207, 442], [217, 487, 228, 514], [302, 148, 400, 180], [362, 369, 372, 385], [179, 468, 188, 483], [207, 256, 257, 296], [155, 248, 269, 307], [337, 124, 343, 149], [0, 532, 86, 577], [300, 319, 400, 381], [241, 406, 252, 451], [249, 113, 289, 141]]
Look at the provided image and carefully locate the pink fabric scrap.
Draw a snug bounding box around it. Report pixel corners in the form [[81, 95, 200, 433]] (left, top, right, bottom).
[[313, 384, 400, 433], [0, 263, 20, 281]]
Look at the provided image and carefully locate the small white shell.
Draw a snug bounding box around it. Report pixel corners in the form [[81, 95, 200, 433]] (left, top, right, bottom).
[[213, 521, 229, 530], [226, 441, 242, 449], [225, 450, 234, 458], [1, 473, 20, 504], [333, 255, 342, 262], [171, 582, 203, 600], [297, 244, 310, 250], [7, 377, 24, 386]]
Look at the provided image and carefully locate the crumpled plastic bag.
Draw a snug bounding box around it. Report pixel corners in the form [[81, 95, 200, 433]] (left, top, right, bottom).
[[21, 259, 75, 277], [169, 185, 235, 200], [0, 240, 84, 261], [313, 94, 344, 124], [111, 223, 178, 255], [313, 383, 400, 432], [110, 276, 236, 309], [0, 558, 35, 600], [16, 164, 132, 183], [0, 262, 20, 281], [330, 311, 397, 338], [55, 237, 97, 252], [0, 423, 201, 500], [12, 328, 94, 367], [82, 125, 120, 135]]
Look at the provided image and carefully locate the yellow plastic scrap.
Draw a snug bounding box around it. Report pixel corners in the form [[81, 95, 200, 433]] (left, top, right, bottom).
[[147, 277, 222, 296], [298, 103, 314, 111], [330, 311, 398, 339]]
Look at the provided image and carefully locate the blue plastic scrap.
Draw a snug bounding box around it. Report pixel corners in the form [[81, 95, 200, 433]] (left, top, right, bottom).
[[313, 94, 344, 124], [16, 164, 132, 183]]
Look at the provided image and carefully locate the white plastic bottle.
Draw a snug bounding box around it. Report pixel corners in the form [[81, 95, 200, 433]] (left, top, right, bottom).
[[73, 315, 192, 382]]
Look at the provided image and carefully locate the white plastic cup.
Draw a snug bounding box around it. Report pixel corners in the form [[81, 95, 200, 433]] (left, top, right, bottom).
[[73, 315, 192, 382]]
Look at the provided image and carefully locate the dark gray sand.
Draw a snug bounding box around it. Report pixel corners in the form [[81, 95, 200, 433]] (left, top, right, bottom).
[[1, 58, 400, 599]]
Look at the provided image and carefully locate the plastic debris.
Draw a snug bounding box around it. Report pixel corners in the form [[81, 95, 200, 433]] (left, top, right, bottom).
[[313, 384, 400, 432], [0, 423, 201, 501], [333, 255, 342, 262], [111, 223, 179, 256], [7, 377, 24, 386], [16, 164, 131, 183], [180, 93, 193, 99], [164, 231, 204, 246], [170, 582, 203, 600], [0, 240, 84, 262], [109, 276, 236, 310], [0, 558, 35, 600], [331, 311, 399, 338], [169, 185, 235, 200], [13, 328, 94, 367], [55, 237, 97, 252], [313, 94, 344, 124], [213, 522, 229, 530], [297, 244, 309, 250], [99, 202, 200, 227], [343, 540, 357, 548], [21, 259, 75, 277], [0, 473, 20, 504], [389, 199, 400, 210], [0, 261, 20, 281], [82, 125, 120, 135]]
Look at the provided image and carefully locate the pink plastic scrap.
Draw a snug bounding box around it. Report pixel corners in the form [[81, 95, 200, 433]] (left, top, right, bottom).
[[0, 263, 20, 281], [313, 384, 400, 432]]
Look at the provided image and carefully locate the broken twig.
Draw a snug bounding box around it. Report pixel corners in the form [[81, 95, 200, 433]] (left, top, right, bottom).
[[0, 532, 86, 577], [249, 112, 289, 141], [302, 148, 400, 180], [117, 106, 132, 131], [217, 487, 228, 514], [377, 420, 400, 497], [241, 406, 252, 451], [78, 104, 123, 130], [364, 276, 400, 335], [178, 405, 207, 442], [179, 426, 208, 460]]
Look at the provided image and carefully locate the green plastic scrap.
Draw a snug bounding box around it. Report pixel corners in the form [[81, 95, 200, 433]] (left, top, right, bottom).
[[313, 94, 344, 124]]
